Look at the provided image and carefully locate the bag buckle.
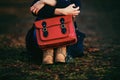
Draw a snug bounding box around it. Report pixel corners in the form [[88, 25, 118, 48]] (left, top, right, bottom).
[[42, 21, 48, 37], [60, 18, 66, 34]]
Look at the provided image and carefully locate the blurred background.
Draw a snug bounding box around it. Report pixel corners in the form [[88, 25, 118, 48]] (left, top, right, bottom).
[[0, 0, 120, 80], [0, 0, 119, 47], [0, 0, 33, 47]]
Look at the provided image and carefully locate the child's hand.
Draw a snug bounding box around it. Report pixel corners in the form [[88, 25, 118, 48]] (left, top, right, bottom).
[[30, 1, 45, 15], [30, 0, 56, 15], [63, 4, 80, 16]]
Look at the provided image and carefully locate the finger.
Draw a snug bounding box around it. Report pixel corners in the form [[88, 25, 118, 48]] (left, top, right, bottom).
[[71, 4, 75, 7], [73, 10, 80, 14], [30, 6, 35, 12], [73, 16, 76, 18], [75, 11, 80, 14], [74, 7, 80, 11], [72, 11, 80, 15], [33, 8, 37, 14], [74, 13, 79, 15], [35, 8, 40, 14]]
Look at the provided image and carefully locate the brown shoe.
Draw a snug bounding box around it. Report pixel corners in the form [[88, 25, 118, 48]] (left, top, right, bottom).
[[55, 46, 66, 63], [43, 48, 54, 64]]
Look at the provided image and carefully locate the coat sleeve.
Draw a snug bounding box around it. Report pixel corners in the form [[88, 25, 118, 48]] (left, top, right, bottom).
[[71, 0, 81, 8], [37, 4, 56, 18]]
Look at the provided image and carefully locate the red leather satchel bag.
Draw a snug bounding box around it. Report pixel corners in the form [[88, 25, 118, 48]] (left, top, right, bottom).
[[34, 15, 77, 50]]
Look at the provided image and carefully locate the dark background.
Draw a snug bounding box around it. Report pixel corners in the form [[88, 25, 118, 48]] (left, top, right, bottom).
[[0, 0, 119, 46], [0, 0, 120, 80]]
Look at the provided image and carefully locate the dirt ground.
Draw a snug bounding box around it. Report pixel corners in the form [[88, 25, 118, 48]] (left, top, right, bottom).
[[0, 0, 120, 80]]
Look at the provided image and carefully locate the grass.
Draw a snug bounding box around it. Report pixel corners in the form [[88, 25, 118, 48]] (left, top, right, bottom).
[[0, 38, 120, 80]]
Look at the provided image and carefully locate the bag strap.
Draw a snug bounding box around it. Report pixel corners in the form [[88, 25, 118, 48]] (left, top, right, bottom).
[[60, 18, 67, 34], [41, 17, 67, 37], [42, 21, 48, 37]]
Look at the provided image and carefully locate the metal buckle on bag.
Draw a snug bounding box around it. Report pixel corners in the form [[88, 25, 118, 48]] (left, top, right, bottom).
[[42, 21, 48, 37], [60, 18, 66, 34], [42, 27, 47, 32]]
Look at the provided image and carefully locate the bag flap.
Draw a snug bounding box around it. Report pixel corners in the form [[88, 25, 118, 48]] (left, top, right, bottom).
[[34, 15, 73, 29]]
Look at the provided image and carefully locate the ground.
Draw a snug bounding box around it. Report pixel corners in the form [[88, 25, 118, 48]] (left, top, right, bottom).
[[0, 0, 120, 80]]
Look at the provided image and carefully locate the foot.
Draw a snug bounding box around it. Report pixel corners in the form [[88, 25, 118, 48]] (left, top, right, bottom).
[[43, 48, 54, 64], [55, 46, 66, 63]]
